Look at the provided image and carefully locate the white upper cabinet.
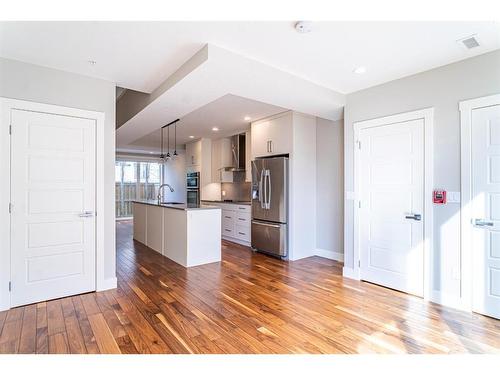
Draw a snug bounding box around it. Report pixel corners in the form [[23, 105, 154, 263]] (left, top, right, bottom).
[[185, 140, 201, 167], [220, 138, 233, 168], [245, 130, 251, 182], [251, 112, 293, 158], [211, 139, 222, 183]]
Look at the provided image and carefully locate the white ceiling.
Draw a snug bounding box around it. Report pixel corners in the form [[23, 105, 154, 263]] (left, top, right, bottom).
[[1, 21, 499, 94], [123, 94, 285, 153], [116, 44, 345, 150]]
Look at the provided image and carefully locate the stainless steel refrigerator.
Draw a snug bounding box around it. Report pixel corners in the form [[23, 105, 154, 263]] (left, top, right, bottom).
[[251, 156, 288, 258]]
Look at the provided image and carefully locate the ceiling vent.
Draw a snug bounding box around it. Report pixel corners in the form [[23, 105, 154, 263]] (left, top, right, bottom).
[[459, 35, 480, 49]]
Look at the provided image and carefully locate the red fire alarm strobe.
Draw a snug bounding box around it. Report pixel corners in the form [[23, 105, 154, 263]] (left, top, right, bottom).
[[433, 190, 447, 204]]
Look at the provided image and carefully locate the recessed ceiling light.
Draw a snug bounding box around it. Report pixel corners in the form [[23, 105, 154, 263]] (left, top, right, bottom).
[[149, 151, 154, 154], [353, 66, 367, 74], [244, 116, 251, 121], [212, 127, 219, 132], [88, 60, 97, 65], [294, 21, 313, 34], [189, 135, 194, 139]]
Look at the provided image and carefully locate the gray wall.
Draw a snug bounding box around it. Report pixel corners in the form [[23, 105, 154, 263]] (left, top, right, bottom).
[[316, 118, 344, 258], [0, 57, 117, 281], [344, 50, 500, 299]]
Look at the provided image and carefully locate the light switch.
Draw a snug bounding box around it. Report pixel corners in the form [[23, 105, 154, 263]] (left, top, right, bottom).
[[447, 192, 461, 203]]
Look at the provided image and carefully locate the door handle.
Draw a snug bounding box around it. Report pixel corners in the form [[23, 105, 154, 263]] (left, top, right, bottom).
[[252, 220, 281, 228], [265, 169, 271, 210], [405, 214, 422, 221], [263, 170, 268, 210], [474, 218, 494, 227], [259, 169, 265, 208], [79, 211, 94, 218]]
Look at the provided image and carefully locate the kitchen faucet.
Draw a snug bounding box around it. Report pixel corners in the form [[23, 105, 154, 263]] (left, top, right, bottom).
[[157, 183, 174, 203]]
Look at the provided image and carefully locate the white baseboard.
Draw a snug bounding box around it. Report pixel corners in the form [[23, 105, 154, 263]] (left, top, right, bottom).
[[314, 248, 344, 262], [222, 236, 251, 247], [97, 276, 117, 292], [429, 290, 468, 311], [343, 266, 360, 280]]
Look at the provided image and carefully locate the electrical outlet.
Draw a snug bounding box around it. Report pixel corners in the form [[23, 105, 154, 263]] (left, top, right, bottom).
[[222, 190, 226, 197]]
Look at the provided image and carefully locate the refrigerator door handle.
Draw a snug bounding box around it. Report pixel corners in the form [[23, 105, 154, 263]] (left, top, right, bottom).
[[264, 170, 268, 210], [266, 169, 271, 210], [251, 220, 281, 228], [259, 168, 264, 208]]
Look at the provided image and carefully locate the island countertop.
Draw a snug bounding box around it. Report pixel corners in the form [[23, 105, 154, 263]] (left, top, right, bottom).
[[133, 200, 220, 211]]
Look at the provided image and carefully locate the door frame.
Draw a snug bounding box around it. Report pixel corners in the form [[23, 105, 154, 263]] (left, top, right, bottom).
[[459, 93, 500, 312], [352, 108, 434, 301], [0, 97, 106, 311]]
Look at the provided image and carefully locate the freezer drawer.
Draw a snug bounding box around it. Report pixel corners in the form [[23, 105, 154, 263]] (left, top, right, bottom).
[[251, 220, 287, 257]]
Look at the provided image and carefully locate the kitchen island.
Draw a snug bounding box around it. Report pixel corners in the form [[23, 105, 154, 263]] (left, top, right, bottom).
[[132, 200, 221, 267]]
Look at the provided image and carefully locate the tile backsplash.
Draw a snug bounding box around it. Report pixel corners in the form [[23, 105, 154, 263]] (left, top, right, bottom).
[[221, 181, 251, 202]]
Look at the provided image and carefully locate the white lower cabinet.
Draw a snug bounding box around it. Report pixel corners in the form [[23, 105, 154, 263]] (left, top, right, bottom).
[[204, 202, 251, 246], [234, 224, 250, 243]]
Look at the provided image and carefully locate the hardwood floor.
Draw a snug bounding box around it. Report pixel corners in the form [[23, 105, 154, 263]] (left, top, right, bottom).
[[1, 220, 499, 354]]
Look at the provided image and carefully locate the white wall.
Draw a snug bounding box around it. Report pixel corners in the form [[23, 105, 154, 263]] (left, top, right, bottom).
[[289, 113, 317, 260], [316, 118, 344, 261], [163, 151, 187, 203], [0, 57, 117, 283], [343, 50, 500, 304]]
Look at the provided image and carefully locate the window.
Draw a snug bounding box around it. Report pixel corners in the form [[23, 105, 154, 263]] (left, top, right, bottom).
[[115, 160, 163, 218]]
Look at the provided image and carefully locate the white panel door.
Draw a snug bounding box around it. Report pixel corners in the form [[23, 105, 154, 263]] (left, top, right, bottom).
[[471, 104, 500, 319], [10, 109, 96, 307], [359, 119, 424, 296]]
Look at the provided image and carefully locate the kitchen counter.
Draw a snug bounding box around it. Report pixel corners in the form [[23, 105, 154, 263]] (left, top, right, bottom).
[[133, 201, 221, 267], [201, 200, 251, 206], [133, 199, 220, 211]]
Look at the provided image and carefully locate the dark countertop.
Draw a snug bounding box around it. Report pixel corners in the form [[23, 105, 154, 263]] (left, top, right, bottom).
[[133, 200, 220, 211], [201, 200, 251, 206]]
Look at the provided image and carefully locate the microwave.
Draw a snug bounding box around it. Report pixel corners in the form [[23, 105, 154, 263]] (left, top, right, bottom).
[[186, 172, 199, 189]]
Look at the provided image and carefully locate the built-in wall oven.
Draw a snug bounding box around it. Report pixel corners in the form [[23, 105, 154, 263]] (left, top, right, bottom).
[[186, 172, 199, 189], [186, 172, 200, 205]]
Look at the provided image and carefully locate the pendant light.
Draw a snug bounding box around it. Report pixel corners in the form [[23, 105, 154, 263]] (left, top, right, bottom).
[[160, 126, 166, 162], [166, 125, 171, 159], [159, 119, 180, 161], [173, 121, 178, 156]]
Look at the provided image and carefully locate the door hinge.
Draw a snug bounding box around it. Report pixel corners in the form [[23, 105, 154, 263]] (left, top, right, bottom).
[[357, 140, 361, 150], [358, 201, 361, 208], [358, 260, 361, 267], [9, 125, 12, 135], [8, 282, 11, 292], [8, 202, 12, 213]]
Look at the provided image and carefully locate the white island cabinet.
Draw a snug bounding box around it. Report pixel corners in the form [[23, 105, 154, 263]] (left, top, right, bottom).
[[132, 201, 221, 267]]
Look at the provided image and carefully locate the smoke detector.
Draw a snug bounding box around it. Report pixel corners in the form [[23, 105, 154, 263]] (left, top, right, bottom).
[[295, 21, 313, 34], [458, 35, 480, 50]]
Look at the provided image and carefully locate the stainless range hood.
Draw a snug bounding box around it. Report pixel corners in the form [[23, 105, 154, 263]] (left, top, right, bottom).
[[220, 133, 246, 172]]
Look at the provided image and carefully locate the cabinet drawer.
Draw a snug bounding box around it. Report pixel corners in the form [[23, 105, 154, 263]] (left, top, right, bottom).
[[235, 224, 251, 242], [222, 226, 234, 236], [220, 204, 236, 211], [223, 217, 234, 229], [235, 211, 251, 226], [222, 210, 234, 220], [235, 205, 251, 213]]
